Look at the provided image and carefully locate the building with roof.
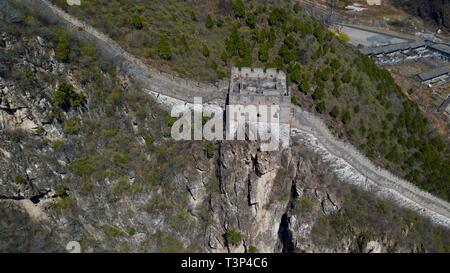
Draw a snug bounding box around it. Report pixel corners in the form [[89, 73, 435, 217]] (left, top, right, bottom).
[[359, 41, 450, 65], [417, 66, 450, 83], [360, 41, 426, 56], [439, 97, 450, 122], [359, 40, 431, 65], [442, 98, 450, 111], [428, 44, 450, 61]]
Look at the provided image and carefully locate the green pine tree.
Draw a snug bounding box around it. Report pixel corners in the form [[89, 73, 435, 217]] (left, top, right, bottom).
[[157, 36, 172, 60], [205, 15, 214, 29]]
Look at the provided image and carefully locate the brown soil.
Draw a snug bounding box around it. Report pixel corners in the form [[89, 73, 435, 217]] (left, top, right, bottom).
[[389, 65, 450, 139]]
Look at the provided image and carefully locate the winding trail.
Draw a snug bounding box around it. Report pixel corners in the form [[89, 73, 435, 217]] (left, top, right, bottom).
[[26, 0, 450, 227], [291, 107, 450, 226]]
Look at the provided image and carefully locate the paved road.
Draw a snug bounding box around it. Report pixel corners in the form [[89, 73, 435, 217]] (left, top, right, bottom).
[[340, 25, 408, 47]]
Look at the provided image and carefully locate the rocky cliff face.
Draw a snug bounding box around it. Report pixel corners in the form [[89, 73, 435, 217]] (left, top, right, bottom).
[[208, 142, 291, 252], [204, 139, 422, 253], [208, 141, 328, 253], [0, 34, 63, 199], [0, 35, 63, 135], [390, 0, 450, 29]]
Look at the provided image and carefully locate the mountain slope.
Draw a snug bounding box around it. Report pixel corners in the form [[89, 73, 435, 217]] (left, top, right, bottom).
[[0, 0, 449, 252], [390, 0, 450, 29], [48, 0, 450, 201]]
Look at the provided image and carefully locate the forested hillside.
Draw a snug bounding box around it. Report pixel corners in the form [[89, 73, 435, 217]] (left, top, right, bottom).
[[50, 0, 450, 201], [0, 0, 449, 253], [390, 0, 450, 29]]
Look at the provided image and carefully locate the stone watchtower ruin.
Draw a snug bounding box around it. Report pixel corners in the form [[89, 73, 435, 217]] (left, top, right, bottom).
[[227, 67, 292, 150], [228, 67, 291, 122]]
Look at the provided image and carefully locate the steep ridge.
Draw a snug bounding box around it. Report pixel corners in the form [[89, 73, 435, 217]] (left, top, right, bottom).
[[22, 0, 450, 227], [390, 0, 450, 29]]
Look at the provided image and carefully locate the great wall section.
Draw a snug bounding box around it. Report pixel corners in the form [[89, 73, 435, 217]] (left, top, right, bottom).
[[24, 0, 450, 227], [25, 0, 229, 104], [291, 107, 450, 226]]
